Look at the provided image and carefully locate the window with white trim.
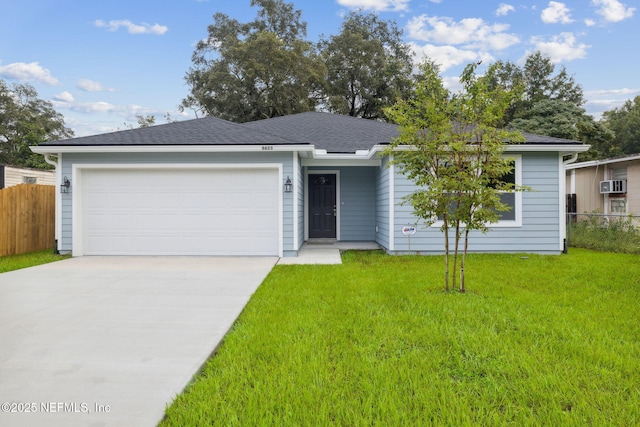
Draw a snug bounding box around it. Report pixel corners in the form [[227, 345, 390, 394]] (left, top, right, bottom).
[[431, 155, 522, 228], [610, 198, 627, 214]]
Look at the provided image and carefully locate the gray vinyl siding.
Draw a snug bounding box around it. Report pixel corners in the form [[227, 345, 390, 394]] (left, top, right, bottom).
[[340, 167, 376, 240], [389, 152, 563, 254], [59, 151, 294, 254], [306, 166, 377, 241], [375, 158, 390, 249], [296, 155, 305, 250]]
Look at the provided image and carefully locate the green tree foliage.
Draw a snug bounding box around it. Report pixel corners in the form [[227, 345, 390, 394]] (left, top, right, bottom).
[[601, 95, 640, 156], [385, 60, 525, 292], [319, 11, 413, 120], [487, 52, 612, 160], [181, 0, 325, 122], [122, 114, 157, 130], [0, 79, 73, 169], [490, 52, 584, 123]]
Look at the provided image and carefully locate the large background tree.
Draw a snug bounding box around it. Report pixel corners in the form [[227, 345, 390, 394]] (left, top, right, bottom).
[[319, 11, 413, 120], [600, 95, 640, 156], [0, 79, 73, 169], [181, 0, 325, 122], [488, 52, 613, 160]]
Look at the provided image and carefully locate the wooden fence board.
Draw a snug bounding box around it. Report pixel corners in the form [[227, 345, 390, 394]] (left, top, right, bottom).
[[0, 184, 55, 256]]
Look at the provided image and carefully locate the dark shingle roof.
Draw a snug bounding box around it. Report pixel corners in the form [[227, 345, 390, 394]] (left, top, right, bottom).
[[38, 116, 300, 146], [243, 112, 399, 153], [519, 132, 583, 144], [38, 111, 584, 152]]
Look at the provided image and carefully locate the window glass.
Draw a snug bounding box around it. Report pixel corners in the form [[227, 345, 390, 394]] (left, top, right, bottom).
[[611, 199, 627, 214]]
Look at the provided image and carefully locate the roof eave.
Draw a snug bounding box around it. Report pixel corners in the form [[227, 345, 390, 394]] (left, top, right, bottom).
[[505, 144, 590, 153], [30, 144, 314, 154], [566, 152, 640, 169]]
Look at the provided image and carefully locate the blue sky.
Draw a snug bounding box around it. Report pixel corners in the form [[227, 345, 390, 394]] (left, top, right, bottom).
[[1, 0, 637, 137]]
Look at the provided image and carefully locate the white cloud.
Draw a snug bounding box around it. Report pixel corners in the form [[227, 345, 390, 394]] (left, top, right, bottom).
[[585, 87, 640, 97], [592, 0, 635, 22], [410, 42, 494, 72], [528, 32, 590, 62], [584, 18, 597, 26], [54, 91, 74, 103], [407, 15, 520, 51], [335, 0, 409, 12], [68, 101, 118, 114], [0, 62, 60, 85], [541, 2, 574, 24], [94, 19, 168, 35], [77, 79, 114, 92], [496, 4, 516, 16]]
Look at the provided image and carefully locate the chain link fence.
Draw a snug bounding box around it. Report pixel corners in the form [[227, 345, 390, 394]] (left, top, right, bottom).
[[566, 212, 640, 253]]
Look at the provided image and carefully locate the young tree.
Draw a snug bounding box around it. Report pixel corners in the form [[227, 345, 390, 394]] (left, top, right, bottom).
[[319, 11, 413, 120], [384, 60, 525, 292], [181, 0, 325, 122], [0, 79, 73, 168]]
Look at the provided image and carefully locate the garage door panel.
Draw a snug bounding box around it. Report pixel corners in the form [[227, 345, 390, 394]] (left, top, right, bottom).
[[80, 168, 280, 256]]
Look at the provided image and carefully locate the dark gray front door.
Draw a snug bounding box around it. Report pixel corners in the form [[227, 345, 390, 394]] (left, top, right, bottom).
[[309, 174, 336, 238]]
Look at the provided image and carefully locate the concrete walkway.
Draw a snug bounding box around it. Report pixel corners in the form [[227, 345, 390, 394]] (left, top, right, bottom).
[[0, 256, 277, 427], [277, 241, 381, 265]]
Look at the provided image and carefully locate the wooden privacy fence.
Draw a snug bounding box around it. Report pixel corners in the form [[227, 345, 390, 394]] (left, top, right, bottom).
[[0, 184, 55, 256]]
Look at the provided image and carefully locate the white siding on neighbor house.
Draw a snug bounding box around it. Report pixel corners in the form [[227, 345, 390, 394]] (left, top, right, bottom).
[[59, 151, 294, 255], [1, 165, 55, 188], [389, 152, 563, 254]]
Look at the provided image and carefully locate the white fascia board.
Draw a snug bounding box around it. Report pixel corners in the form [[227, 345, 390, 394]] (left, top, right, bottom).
[[505, 144, 590, 153], [566, 153, 640, 170], [30, 144, 314, 154], [302, 158, 381, 167], [379, 144, 590, 154]]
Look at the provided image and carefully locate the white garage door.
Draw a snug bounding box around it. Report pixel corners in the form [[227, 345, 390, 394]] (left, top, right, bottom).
[[78, 167, 280, 256]]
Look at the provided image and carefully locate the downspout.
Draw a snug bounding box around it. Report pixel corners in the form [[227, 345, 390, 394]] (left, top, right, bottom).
[[563, 152, 579, 166], [43, 153, 62, 254], [561, 153, 580, 253]]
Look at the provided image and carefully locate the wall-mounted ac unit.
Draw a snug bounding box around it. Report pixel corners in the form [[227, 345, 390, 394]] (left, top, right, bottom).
[[600, 180, 627, 194]]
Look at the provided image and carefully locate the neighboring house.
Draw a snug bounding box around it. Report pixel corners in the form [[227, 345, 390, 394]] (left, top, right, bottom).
[[30, 112, 588, 257], [0, 165, 55, 189], [566, 153, 640, 216]]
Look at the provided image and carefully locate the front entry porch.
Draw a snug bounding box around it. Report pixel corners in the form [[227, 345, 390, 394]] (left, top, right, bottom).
[[277, 240, 381, 265]]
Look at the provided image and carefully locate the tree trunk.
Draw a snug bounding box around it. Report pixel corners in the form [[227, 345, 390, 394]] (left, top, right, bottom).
[[452, 220, 461, 290], [460, 229, 470, 293], [443, 217, 449, 291]]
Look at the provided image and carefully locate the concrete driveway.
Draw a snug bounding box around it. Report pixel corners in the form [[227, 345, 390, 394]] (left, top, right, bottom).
[[0, 256, 277, 427]]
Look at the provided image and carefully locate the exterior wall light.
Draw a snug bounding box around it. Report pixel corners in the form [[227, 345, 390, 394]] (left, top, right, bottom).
[[284, 176, 292, 193], [61, 176, 71, 193]]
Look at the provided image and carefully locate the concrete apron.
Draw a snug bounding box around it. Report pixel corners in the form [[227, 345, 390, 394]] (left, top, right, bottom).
[[0, 256, 277, 427]]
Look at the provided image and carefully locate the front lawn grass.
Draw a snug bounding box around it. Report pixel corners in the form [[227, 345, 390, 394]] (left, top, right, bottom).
[[161, 249, 640, 426], [0, 249, 70, 274]]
